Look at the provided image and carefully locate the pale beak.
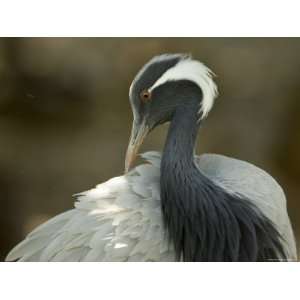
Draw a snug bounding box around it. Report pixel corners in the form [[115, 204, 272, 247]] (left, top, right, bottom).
[[125, 120, 149, 173]]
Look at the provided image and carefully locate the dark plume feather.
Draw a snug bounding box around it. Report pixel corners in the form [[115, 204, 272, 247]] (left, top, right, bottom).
[[160, 167, 287, 262], [160, 95, 287, 262]]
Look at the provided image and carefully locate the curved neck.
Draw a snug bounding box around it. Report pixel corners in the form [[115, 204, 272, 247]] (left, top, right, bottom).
[[161, 103, 200, 171], [160, 102, 202, 260], [159, 101, 286, 262]]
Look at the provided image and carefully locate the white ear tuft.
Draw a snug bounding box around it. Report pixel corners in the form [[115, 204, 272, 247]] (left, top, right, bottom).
[[149, 57, 218, 119]]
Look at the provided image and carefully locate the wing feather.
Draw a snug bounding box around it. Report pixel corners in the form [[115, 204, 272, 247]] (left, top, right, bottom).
[[5, 151, 173, 261]]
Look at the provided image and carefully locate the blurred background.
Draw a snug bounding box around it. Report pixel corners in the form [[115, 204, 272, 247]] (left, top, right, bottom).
[[0, 38, 299, 261]]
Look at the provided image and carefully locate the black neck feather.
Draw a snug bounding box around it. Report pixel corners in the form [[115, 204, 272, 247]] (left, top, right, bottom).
[[160, 102, 287, 261]]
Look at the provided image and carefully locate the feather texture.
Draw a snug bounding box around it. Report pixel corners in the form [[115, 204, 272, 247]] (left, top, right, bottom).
[[5, 152, 297, 261]]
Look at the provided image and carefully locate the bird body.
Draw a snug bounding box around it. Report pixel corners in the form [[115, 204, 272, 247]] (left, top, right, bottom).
[[6, 53, 297, 261], [6, 152, 296, 261]]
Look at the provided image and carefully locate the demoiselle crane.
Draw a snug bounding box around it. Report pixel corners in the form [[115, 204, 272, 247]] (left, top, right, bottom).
[[6, 53, 297, 262]]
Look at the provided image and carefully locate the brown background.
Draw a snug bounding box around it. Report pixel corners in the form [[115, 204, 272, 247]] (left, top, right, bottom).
[[0, 38, 299, 260]]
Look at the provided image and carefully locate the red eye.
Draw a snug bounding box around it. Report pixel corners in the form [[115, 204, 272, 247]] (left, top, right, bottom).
[[140, 90, 152, 103]]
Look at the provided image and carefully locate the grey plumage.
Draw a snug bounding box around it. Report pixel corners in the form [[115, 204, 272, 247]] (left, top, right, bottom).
[[201, 154, 296, 260], [5, 152, 297, 261]]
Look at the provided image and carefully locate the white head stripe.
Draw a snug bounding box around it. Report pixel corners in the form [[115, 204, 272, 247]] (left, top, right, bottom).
[[149, 58, 218, 118]]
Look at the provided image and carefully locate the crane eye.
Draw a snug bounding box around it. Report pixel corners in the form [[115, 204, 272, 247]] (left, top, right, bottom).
[[140, 90, 152, 103]]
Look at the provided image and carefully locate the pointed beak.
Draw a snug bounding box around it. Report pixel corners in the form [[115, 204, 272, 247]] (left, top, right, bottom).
[[125, 119, 149, 173]]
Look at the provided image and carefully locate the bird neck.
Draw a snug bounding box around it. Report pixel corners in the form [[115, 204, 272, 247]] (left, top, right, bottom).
[[159, 102, 287, 262], [160, 102, 203, 260], [161, 103, 200, 170]]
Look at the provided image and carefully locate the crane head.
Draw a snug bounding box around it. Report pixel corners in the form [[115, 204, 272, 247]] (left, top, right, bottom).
[[125, 53, 218, 172]]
